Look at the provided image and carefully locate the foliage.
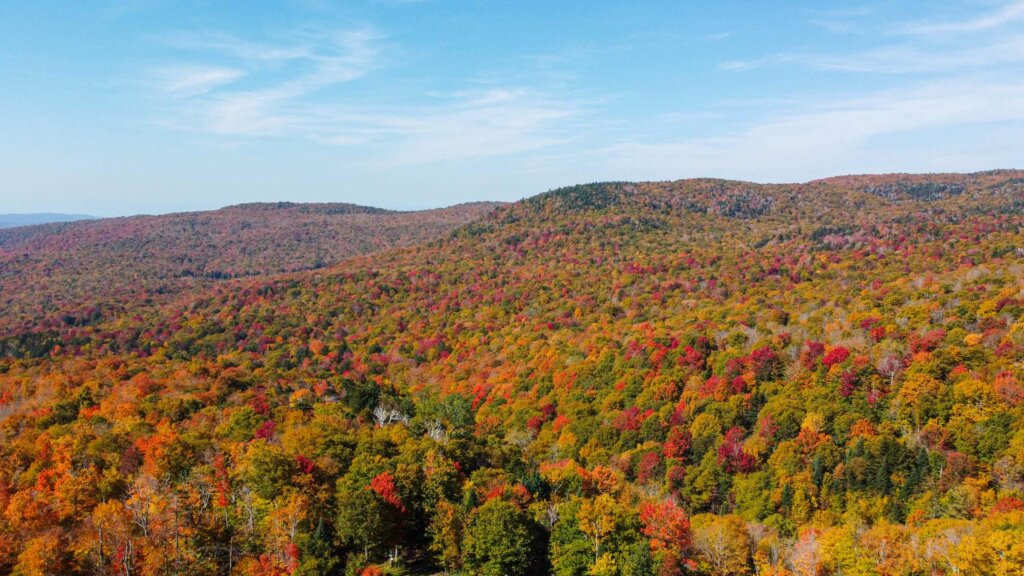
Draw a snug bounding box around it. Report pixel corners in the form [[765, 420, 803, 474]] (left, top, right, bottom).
[[1, 172, 1024, 574]]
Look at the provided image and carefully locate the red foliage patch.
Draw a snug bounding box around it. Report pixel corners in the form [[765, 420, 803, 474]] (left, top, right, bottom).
[[822, 346, 850, 369], [254, 420, 276, 440], [717, 427, 756, 473], [368, 472, 406, 513]]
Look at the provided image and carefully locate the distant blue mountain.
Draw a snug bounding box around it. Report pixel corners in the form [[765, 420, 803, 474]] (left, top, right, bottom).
[[0, 213, 97, 229]]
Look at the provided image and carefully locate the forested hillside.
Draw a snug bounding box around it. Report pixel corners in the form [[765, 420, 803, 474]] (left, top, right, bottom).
[[2, 172, 1024, 576], [0, 201, 500, 337]]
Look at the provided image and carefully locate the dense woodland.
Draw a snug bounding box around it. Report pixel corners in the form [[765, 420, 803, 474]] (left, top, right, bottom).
[[2, 172, 1024, 575], [0, 201, 500, 336]]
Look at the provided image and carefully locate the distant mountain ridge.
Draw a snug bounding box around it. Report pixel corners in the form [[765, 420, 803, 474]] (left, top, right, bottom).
[[2, 170, 1021, 339], [0, 200, 503, 333], [0, 213, 95, 228], [219, 201, 394, 215]]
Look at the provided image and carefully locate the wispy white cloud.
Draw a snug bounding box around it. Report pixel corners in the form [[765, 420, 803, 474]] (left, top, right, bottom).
[[153, 28, 383, 137], [152, 65, 245, 97], [902, 0, 1024, 34], [161, 30, 315, 62], [719, 54, 796, 72], [723, 34, 1024, 74], [169, 28, 382, 95], [145, 2, 1024, 181], [580, 76, 1024, 182], [175, 86, 585, 160], [376, 89, 582, 166], [702, 31, 735, 42], [806, 5, 877, 34], [645, 3, 1024, 180], [150, 28, 585, 164], [722, 1, 1024, 75]]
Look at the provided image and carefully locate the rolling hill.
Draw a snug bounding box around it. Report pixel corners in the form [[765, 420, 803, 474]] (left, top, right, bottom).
[[1, 172, 1024, 575], [0, 201, 502, 336]]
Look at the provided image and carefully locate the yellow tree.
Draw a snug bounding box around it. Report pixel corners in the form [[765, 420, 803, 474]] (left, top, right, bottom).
[[859, 521, 916, 576], [428, 500, 464, 574], [12, 531, 66, 576], [691, 514, 751, 576], [818, 524, 874, 576], [86, 499, 135, 576], [577, 494, 623, 562]]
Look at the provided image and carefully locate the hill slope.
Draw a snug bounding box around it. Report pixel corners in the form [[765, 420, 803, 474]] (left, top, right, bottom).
[[1, 172, 1024, 575], [0, 201, 501, 335]]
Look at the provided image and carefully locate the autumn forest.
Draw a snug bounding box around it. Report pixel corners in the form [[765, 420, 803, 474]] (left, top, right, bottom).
[[2, 172, 1024, 576]]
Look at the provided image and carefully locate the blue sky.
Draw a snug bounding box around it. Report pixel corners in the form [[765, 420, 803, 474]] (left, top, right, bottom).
[[2, 1, 1024, 216]]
